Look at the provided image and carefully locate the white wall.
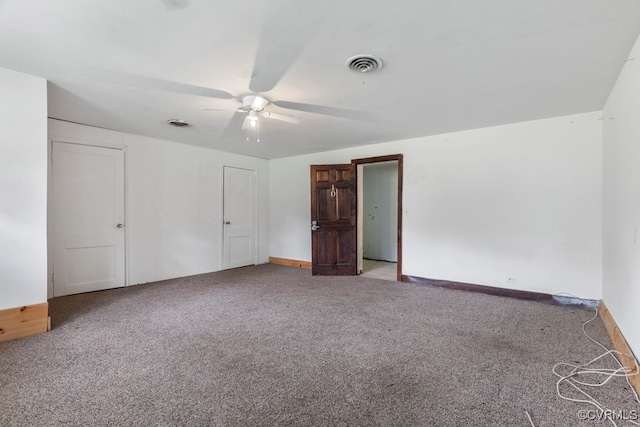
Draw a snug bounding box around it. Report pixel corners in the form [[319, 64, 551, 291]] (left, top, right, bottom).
[[0, 67, 48, 310], [603, 34, 640, 356], [48, 120, 269, 292], [363, 162, 398, 262], [271, 112, 603, 299]]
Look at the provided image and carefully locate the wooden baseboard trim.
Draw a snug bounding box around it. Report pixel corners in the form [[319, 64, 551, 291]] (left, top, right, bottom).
[[269, 257, 312, 270], [599, 300, 640, 396], [402, 274, 558, 301], [0, 302, 49, 343], [401, 275, 597, 310]]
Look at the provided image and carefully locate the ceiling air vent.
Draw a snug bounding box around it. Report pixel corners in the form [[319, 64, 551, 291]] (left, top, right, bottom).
[[346, 54, 383, 73], [167, 119, 190, 127]]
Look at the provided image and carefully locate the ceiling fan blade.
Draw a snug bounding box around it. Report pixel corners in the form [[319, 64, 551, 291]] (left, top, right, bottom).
[[88, 67, 236, 100], [248, 2, 332, 93], [220, 111, 249, 140], [201, 108, 237, 112], [261, 111, 301, 124], [272, 100, 376, 122]]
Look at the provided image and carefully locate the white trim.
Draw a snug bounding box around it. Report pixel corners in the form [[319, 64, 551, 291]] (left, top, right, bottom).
[[47, 139, 53, 299], [219, 160, 225, 270], [47, 135, 124, 150], [122, 146, 129, 287]]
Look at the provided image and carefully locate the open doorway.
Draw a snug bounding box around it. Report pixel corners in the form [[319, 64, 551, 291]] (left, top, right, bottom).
[[353, 155, 403, 281]]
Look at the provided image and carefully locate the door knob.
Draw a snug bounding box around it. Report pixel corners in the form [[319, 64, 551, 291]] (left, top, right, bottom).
[[117, 223, 124, 228], [225, 221, 231, 225], [311, 220, 320, 231]]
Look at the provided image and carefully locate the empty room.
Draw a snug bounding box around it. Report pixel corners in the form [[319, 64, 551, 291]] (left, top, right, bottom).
[[2, 1, 640, 425]]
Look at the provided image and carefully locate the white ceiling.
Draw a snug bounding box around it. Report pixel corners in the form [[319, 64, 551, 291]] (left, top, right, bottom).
[[1, 1, 640, 159]]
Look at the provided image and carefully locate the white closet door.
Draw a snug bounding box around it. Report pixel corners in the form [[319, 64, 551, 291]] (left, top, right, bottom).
[[52, 142, 125, 296], [223, 166, 256, 269]]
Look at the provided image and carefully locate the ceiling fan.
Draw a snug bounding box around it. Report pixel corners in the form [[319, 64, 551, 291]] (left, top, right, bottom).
[[116, 4, 376, 142], [202, 95, 301, 140]]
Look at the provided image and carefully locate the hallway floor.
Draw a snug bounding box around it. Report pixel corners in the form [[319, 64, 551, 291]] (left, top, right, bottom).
[[360, 259, 397, 281]]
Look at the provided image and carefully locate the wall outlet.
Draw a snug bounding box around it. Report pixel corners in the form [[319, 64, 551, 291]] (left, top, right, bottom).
[[507, 276, 518, 284]]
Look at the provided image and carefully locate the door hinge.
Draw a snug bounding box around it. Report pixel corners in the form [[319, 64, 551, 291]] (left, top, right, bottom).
[[51, 273, 54, 284]]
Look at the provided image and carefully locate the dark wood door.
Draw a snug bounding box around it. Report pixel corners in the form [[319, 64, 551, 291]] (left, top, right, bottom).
[[310, 164, 357, 275]]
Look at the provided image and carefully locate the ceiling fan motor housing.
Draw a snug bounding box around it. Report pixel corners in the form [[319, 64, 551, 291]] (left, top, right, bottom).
[[243, 95, 269, 111]]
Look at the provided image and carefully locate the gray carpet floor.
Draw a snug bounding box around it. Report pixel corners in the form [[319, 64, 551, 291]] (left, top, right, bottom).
[[1, 264, 639, 426]]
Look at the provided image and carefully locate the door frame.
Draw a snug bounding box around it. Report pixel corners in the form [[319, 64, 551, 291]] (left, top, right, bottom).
[[352, 154, 403, 281], [220, 164, 259, 270], [48, 138, 129, 298]]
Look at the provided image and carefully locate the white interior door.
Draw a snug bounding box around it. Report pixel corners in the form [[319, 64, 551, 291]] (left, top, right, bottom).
[[223, 166, 256, 269], [52, 142, 125, 296]]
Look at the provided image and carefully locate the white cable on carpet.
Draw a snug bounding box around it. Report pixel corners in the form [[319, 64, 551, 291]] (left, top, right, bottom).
[[552, 300, 640, 426], [524, 408, 536, 426]]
